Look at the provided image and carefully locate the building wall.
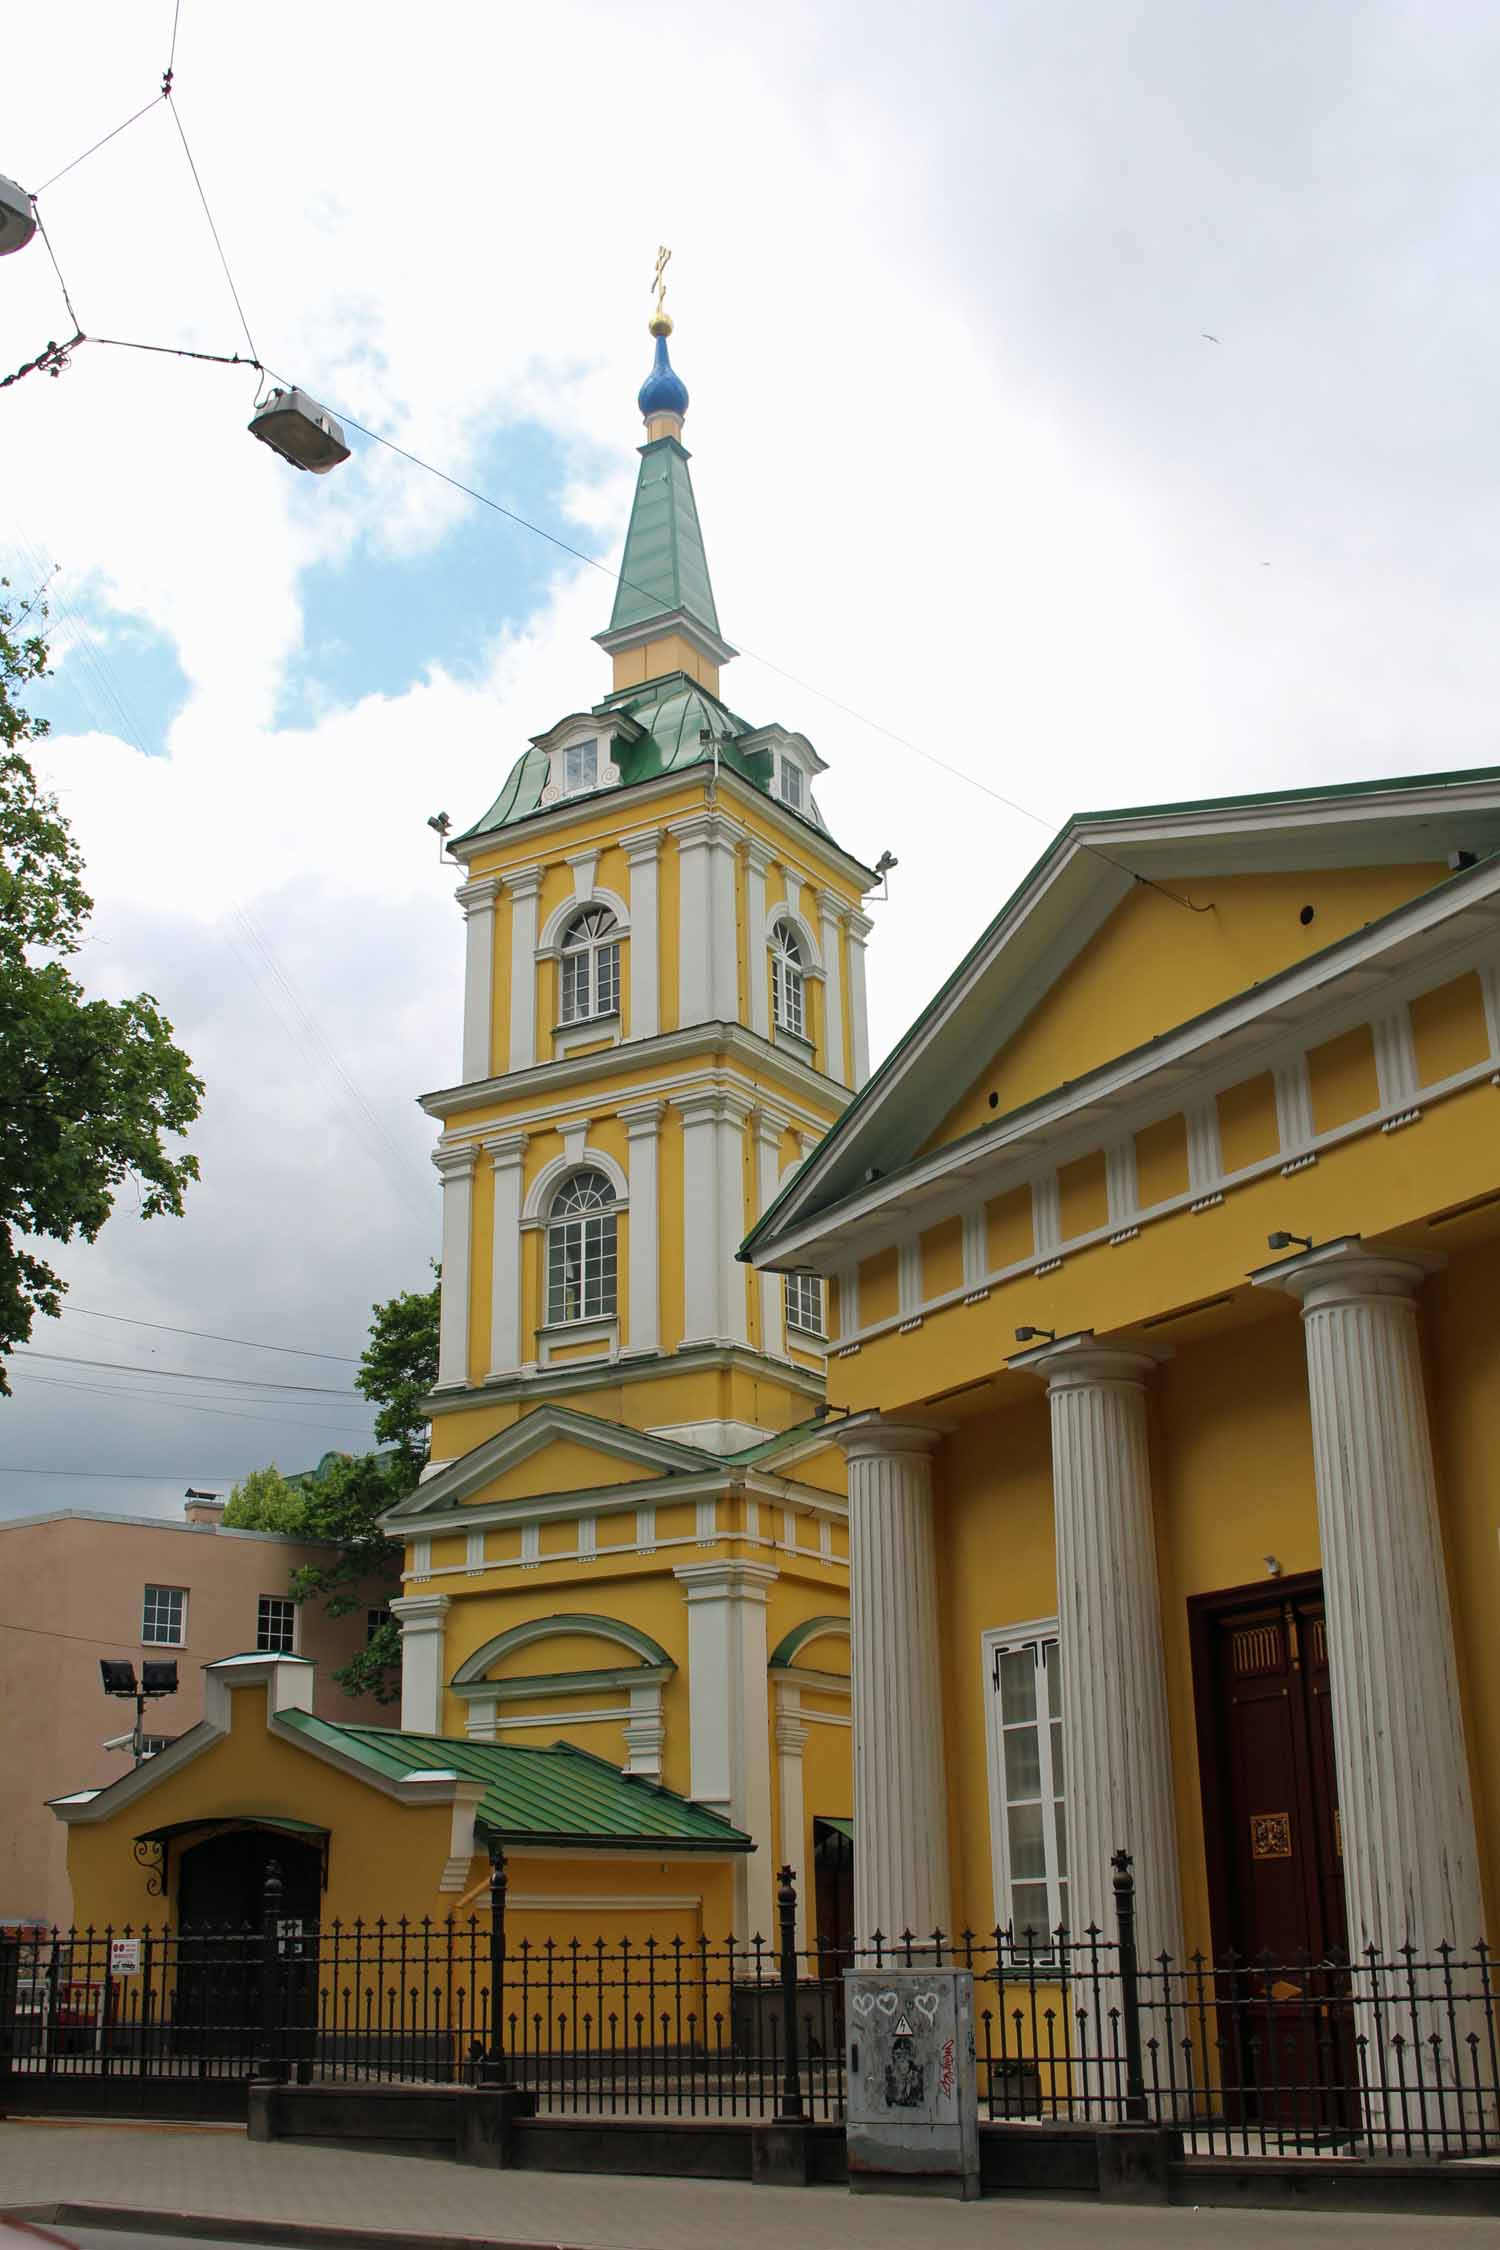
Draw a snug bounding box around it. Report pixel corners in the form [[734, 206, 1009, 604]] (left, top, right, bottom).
[[0, 1513, 395, 1927]]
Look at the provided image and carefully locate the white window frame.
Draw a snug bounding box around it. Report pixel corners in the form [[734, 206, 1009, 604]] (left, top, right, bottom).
[[558, 906, 621, 1026], [256, 1594, 298, 1655], [770, 919, 806, 1039], [981, 1617, 1068, 1948], [778, 758, 805, 811], [546, 1170, 619, 1325], [142, 1585, 186, 1647], [562, 738, 599, 796], [783, 1269, 824, 1337]]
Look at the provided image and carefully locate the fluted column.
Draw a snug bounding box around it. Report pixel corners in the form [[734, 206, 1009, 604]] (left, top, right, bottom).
[[1258, 1240, 1484, 1953], [835, 1417, 951, 1942], [1024, 1337, 1183, 1965]]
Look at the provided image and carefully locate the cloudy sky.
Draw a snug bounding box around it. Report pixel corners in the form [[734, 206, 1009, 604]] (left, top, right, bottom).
[[3, 0, 1499, 1520]]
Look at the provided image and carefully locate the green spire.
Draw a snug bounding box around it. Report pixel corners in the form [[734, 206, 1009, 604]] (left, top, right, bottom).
[[607, 436, 722, 640]]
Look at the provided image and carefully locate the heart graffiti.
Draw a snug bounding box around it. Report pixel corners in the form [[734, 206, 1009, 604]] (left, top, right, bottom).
[[914, 1990, 940, 2024], [876, 1990, 899, 2017], [851, 1990, 875, 2020]]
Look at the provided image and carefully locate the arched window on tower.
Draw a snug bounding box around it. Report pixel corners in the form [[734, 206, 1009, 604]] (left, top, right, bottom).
[[559, 906, 622, 1025], [770, 919, 806, 1040], [547, 1170, 618, 1325]]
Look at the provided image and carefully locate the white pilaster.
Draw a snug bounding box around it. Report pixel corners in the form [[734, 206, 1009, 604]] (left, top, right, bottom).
[[1257, 1243, 1484, 1956], [835, 1417, 952, 1941], [506, 867, 543, 1073], [710, 830, 740, 1023], [751, 1109, 787, 1358], [433, 1146, 477, 1389], [1022, 1336, 1184, 1965], [676, 1090, 723, 1344], [623, 830, 661, 1041], [391, 1593, 451, 1735], [817, 890, 849, 1086], [456, 877, 500, 1084], [718, 1095, 751, 1345], [620, 1100, 664, 1357], [1273, 1056, 1315, 1163], [674, 1558, 778, 1938], [775, 1683, 811, 1951], [483, 1131, 527, 1379], [672, 817, 714, 1027], [746, 842, 774, 1040], [846, 911, 873, 1088]]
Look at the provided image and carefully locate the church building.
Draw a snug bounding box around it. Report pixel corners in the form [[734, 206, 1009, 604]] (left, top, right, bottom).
[[54, 307, 871, 1953]]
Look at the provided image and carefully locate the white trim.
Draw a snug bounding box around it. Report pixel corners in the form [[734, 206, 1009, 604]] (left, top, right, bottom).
[[980, 1617, 1063, 1937], [621, 1099, 664, 1357], [624, 829, 662, 1042], [484, 1130, 527, 1380], [538, 886, 631, 954], [423, 1026, 851, 1134], [522, 1145, 629, 1224], [505, 867, 543, 1074], [674, 1559, 778, 1936], [1031, 1172, 1060, 1259], [456, 876, 500, 1084], [433, 1147, 477, 1389], [392, 1593, 451, 1733]]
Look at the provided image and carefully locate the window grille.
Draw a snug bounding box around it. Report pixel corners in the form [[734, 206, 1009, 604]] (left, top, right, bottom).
[[988, 1629, 1068, 1940], [770, 920, 806, 1039], [563, 739, 598, 794], [546, 1170, 619, 1324], [559, 906, 621, 1024], [784, 1270, 824, 1336], [256, 1595, 297, 1654], [141, 1585, 186, 1646]]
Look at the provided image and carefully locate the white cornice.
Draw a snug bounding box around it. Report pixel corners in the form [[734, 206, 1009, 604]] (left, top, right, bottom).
[[424, 1338, 825, 1422], [420, 1021, 853, 1125]]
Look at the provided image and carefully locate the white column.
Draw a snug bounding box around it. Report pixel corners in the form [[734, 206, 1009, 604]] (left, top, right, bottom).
[[506, 867, 542, 1072], [483, 1131, 527, 1379], [710, 830, 740, 1023], [775, 1683, 811, 1951], [817, 890, 848, 1085], [1258, 1242, 1484, 1956], [623, 1680, 666, 1779], [432, 1145, 477, 1389], [1026, 1336, 1184, 1966], [746, 842, 773, 1040], [623, 830, 661, 1041], [392, 1593, 451, 1735], [675, 1559, 778, 1939], [677, 1090, 722, 1344], [620, 1100, 664, 1357], [751, 1109, 787, 1358], [456, 877, 500, 1084], [846, 911, 873, 1088], [718, 1095, 751, 1345], [835, 1417, 952, 1941], [672, 818, 714, 1027]]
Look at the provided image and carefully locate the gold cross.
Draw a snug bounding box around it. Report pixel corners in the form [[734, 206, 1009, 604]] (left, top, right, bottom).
[[653, 245, 672, 317]]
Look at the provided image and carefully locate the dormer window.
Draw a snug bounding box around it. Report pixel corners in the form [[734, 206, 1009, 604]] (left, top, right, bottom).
[[778, 759, 804, 811], [564, 739, 600, 795]]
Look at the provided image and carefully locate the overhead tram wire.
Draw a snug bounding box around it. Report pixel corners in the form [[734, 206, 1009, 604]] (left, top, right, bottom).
[[59, 1305, 360, 1364], [0, 1464, 240, 1482], [11, 1347, 366, 1397], [10, 1367, 377, 1439]]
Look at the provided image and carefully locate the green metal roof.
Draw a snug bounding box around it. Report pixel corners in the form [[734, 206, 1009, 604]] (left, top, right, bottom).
[[280, 1710, 751, 1854], [608, 437, 721, 639]]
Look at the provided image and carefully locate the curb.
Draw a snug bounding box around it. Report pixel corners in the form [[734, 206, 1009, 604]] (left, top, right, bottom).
[[5, 2208, 603, 2250]]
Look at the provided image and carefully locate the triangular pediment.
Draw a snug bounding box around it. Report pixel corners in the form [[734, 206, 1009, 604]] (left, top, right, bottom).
[[746, 766, 1500, 1256], [385, 1405, 717, 1522]]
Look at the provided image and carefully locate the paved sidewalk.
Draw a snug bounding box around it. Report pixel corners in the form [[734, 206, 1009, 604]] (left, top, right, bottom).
[[2, 2123, 1496, 2249]]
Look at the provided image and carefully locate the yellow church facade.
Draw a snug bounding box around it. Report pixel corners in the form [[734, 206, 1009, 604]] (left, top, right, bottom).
[[746, 771, 1500, 2004], [55, 312, 868, 1957]]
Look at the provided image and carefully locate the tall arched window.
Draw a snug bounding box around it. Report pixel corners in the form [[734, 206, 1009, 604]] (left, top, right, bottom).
[[559, 906, 621, 1025], [547, 1171, 618, 1324], [770, 920, 806, 1039]]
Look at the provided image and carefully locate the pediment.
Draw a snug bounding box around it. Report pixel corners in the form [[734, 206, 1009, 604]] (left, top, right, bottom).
[[385, 1405, 714, 1522]]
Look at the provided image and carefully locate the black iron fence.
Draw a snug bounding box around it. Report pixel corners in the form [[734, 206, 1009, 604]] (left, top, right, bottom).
[[3, 1850, 1495, 2160]]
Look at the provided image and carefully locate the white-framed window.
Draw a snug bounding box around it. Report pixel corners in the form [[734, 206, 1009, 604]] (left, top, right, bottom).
[[784, 1269, 824, 1336], [983, 1621, 1068, 1943], [367, 1606, 392, 1644], [778, 759, 804, 811], [559, 906, 621, 1024], [256, 1595, 297, 1655], [563, 739, 599, 795], [770, 920, 806, 1039], [142, 1585, 186, 1646], [546, 1170, 619, 1324]]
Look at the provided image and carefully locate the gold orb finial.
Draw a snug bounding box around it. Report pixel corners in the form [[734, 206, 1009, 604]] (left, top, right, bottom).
[[648, 309, 674, 338]]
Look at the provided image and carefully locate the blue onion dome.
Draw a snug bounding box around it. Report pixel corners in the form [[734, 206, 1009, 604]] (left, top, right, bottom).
[[638, 318, 689, 422]]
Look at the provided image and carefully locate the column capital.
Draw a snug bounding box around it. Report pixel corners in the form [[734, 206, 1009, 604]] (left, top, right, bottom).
[[667, 809, 739, 852], [619, 1097, 667, 1137], [775, 1713, 811, 1756], [814, 886, 847, 922], [745, 836, 777, 876], [503, 863, 544, 901], [454, 875, 501, 914], [431, 1143, 478, 1182], [832, 1412, 950, 1465], [749, 1105, 790, 1149], [845, 910, 875, 944], [673, 1559, 779, 1602], [390, 1592, 452, 1633], [622, 825, 664, 864], [481, 1129, 528, 1169], [1253, 1233, 1444, 1314], [1010, 1331, 1170, 1391]]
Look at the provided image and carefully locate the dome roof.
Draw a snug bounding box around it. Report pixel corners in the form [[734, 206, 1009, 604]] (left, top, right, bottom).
[[637, 331, 689, 422]]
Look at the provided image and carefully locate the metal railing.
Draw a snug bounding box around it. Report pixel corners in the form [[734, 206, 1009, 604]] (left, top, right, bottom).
[[3, 1849, 1495, 2159]]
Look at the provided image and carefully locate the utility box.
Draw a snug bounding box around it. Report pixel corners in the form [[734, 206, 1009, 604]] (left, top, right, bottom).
[[844, 1966, 980, 2198]]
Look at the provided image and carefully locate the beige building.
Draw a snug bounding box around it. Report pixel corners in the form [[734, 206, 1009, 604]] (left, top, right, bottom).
[[0, 1497, 396, 1926]]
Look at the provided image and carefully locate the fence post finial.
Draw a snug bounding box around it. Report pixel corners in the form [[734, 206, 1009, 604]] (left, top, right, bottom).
[[1110, 1847, 1147, 2123], [776, 1864, 805, 2122]]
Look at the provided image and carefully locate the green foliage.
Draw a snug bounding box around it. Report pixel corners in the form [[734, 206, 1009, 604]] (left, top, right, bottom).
[[355, 1271, 438, 1473], [0, 586, 203, 1389], [222, 1463, 307, 1533]]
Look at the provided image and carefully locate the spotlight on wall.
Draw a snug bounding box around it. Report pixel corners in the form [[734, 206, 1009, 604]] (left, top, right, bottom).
[[1263, 1555, 1283, 1578], [426, 811, 452, 863], [1014, 1325, 1057, 1345], [100, 1656, 179, 1766], [1266, 1231, 1313, 1254]]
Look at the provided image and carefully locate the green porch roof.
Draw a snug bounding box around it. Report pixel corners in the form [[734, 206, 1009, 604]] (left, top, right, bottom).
[[607, 436, 721, 640], [280, 1710, 751, 1854]]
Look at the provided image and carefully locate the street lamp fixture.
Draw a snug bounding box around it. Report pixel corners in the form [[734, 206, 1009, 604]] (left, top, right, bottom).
[[1266, 1231, 1314, 1254], [1014, 1325, 1057, 1345], [99, 1658, 179, 1765]]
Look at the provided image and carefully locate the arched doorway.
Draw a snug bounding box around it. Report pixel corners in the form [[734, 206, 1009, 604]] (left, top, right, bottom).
[[174, 1826, 322, 2064]]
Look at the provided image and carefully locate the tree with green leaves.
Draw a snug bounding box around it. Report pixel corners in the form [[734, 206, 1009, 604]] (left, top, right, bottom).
[[223, 1274, 438, 1702], [0, 586, 203, 1388]]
